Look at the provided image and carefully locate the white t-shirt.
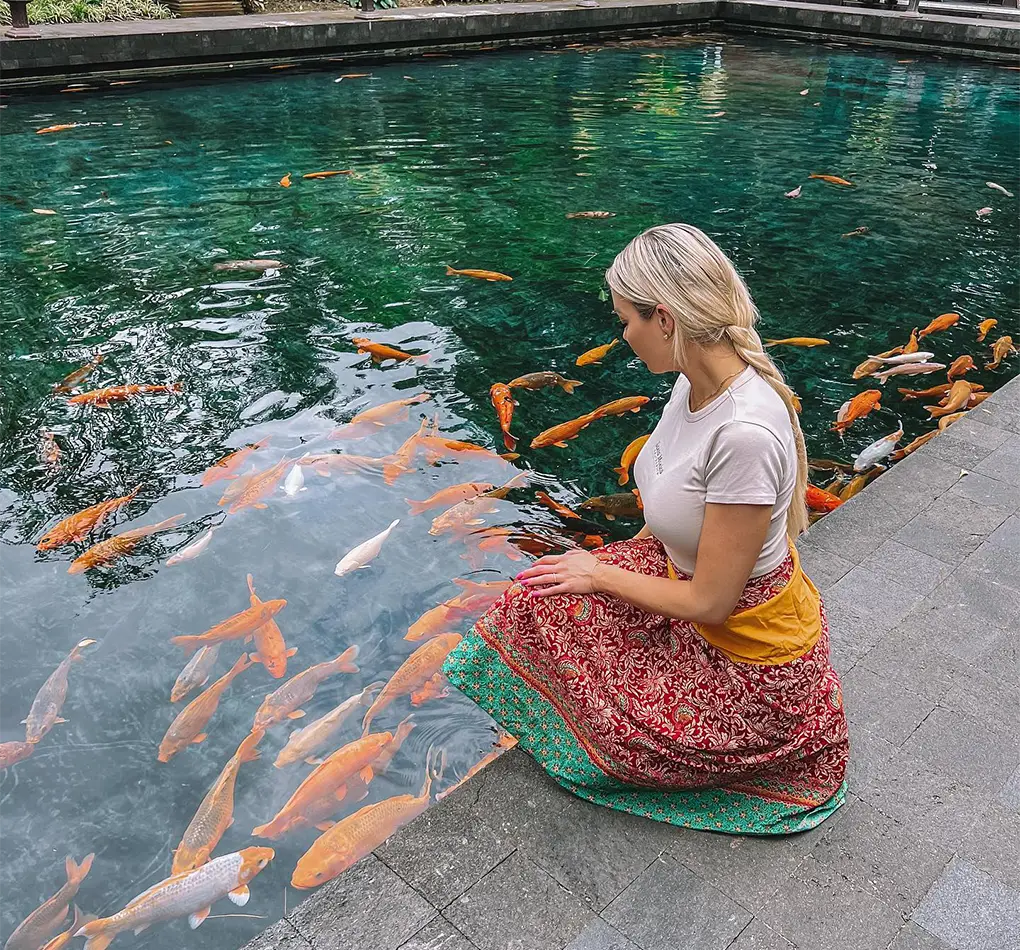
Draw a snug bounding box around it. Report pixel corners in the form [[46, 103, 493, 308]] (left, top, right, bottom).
[[633, 366, 797, 578]]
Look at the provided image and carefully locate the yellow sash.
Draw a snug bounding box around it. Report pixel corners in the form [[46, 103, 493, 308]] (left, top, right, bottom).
[[666, 544, 821, 665]]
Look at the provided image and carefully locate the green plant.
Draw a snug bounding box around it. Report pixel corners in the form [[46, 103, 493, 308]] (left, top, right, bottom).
[[0, 0, 172, 24]]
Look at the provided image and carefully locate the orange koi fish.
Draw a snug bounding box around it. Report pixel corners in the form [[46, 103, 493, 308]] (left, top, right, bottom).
[[530, 411, 599, 449], [535, 491, 581, 520], [977, 319, 998, 342], [251, 646, 360, 732], [0, 741, 35, 769], [890, 429, 938, 462], [329, 393, 430, 439], [280, 173, 292, 187], [437, 731, 517, 801], [37, 486, 141, 551], [406, 481, 496, 517], [381, 418, 430, 485], [24, 639, 97, 744], [68, 514, 184, 574], [172, 731, 263, 874], [52, 355, 103, 394], [302, 170, 354, 179], [946, 355, 976, 381], [838, 468, 883, 501], [461, 528, 527, 569], [274, 682, 383, 768], [40, 904, 94, 950], [362, 635, 462, 733], [201, 438, 270, 486], [158, 654, 252, 762], [986, 335, 1017, 370], [416, 434, 517, 466], [898, 382, 982, 400], [831, 390, 882, 434], [252, 732, 393, 839], [938, 411, 968, 430], [291, 752, 442, 889], [352, 338, 428, 364], [805, 484, 843, 513], [36, 123, 80, 134], [216, 468, 257, 506], [808, 174, 854, 186], [903, 328, 920, 354], [968, 392, 991, 408], [579, 491, 643, 520], [490, 383, 518, 451], [765, 337, 830, 347], [591, 395, 650, 418], [507, 372, 583, 393], [300, 453, 386, 478], [575, 339, 620, 366], [405, 580, 507, 642], [615, 434, 650, 485], [226, 457, 292, 514], [404, 602, 460, 643], [5, 854, 94, 950], [482, 470, 529, 499], [67, 383, 182, 408], [170, 644, 220, 703], [917, 312, 960, 338], [171, 600, 287, 654], [428, 495, 500, 537], [78, 848, 274, 948], [445, 265, 512, 282], [245, 574, 295, 679]]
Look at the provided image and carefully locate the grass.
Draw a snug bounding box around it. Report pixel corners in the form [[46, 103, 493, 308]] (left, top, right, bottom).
[[0, 0, 172, 24]]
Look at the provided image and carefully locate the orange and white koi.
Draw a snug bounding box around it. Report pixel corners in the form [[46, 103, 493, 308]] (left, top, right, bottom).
[[6, 854, 94, 950], [805, 484, 843, 513], [428, 496, 500, 537], [67, 383, 182, 408], [68, 514, 184, 574], [832, 390, 882, 432], [201, 438, 270, 486], [170, 600, 287, 655], [445, 265, 512, 282], [917, 312, 960, 338], [170, 644, 220, 703], [24, 639, 97, 744], [246, 574, 295, 678], [274, 683, 383, 768], [52, 355, 103, 394], [158, 653, 252, 762], [575, 339, 620, 366], [853, 422, 903, 472], [226, 457, 292, 514], [362, 635, 462, 733], [37, 486, 141, 551], [329, 394, 430, 439], [172, 731, 263, 874], [490, 383, 518, 451], [986, 335, 1017, 370], [405, 481, 496, 516], [352, 338, 428, 364], [76, 848, 274, 949], [977, 319, 998, 342], [251, 646, 360, 732], [614, 434, 650, 485]]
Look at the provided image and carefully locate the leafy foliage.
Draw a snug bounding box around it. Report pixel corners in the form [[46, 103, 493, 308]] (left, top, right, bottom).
[[0, 0, 171, 23]]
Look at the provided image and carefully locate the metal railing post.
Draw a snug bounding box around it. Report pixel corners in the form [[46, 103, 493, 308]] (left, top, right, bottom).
[[903, 0, 921, 16], [360, 0, 375, 12], [6, 0, 40, 37]]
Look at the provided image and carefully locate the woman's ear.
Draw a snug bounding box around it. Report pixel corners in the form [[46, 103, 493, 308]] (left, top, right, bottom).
[[656, 306, 675, 338]]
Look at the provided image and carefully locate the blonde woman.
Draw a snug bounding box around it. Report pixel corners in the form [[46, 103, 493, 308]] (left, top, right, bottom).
[[443, 223, 849, 834]]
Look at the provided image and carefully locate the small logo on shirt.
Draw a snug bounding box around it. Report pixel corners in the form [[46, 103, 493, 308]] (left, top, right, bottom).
[[653, 441, 664, 476]]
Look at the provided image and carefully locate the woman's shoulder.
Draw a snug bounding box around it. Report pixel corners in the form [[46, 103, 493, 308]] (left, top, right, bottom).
[[728, 371, 793, 438]]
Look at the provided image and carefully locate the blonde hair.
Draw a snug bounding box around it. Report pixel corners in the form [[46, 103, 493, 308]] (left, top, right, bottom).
[[606, 223, 808, 537]]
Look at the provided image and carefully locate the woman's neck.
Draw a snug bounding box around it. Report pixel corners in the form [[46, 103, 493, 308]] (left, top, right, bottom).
[[682, 344, 749, 410]]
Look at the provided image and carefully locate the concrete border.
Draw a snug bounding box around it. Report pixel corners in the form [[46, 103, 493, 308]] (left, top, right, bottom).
[[1, 0, 1018, 85]]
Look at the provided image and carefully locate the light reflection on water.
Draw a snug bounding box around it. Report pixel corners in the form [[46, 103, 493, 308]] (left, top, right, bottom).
[[1, 32, 1018, 949]]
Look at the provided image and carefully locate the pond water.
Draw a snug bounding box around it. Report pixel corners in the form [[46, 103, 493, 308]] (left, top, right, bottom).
[[1, 31, 1017, 950]]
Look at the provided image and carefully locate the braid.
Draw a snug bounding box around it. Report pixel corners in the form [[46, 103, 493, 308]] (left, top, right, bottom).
[[725, 325, 809, 537]]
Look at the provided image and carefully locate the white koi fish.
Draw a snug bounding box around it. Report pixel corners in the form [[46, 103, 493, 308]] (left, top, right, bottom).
[[76, 848, 274, 949], [282, 459, 306, 496], [986, 181, 1013, 197], [274, 681, 384, 767], [170, 644, 221, 703], [866, 351, 934, 366], [166, 527, 215, 566], [854, 422, 904, 472], [335, 520, 399, 577], [870, 362, 946, 384]]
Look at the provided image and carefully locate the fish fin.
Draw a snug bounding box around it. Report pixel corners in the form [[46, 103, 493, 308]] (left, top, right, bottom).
[[69, 853, 95, 884], [192, 733, 208, 744], [54, 717, 68, 724], [20, 719, 25, 724], [605, 513, 616, 521], [287, 710, 306, 719], [249, 652, 262, 663], [228, 885, 250, 906], [315, 821, 336, 832], [244, 635, 254, 644], [254, 503, 268, 510], [360, 766, 374, 783], [613, 467, 628, 485], [304, 756, 324, 766], [334, 782, 349, 801], [554, 442, 568, 448], [188, 907, 211, 929], [133, 925, 150, 935], [445, 265, 456, 275], [286, 647, 298, 657], [81, 933, 115, 950], [227, 817, 234, 828]]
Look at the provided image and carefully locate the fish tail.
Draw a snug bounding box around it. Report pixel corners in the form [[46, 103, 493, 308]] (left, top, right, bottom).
[[561, 380, 583, 394], [613, 467, 629, 486], [502, 431, 517, 452], [405, 498, 430, 516], [170, 635, 203, 655], [78, 920, 115, 950], [238, 729, 263, 763], [67, 852, 95, 885], [153, 514, 186, 532], [227, 652, 254, 679], [608, 339, 620, 351], [445, 265, 456, 275], [334, 644, 360, 673], [69, 639, 98, 662]]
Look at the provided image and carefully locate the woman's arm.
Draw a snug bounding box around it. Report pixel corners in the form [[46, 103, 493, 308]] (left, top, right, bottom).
[[518, 503, 773, 625], [632, 523, 652, 540]]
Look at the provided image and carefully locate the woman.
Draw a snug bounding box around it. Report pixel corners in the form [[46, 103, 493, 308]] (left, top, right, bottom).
[[443, 223, 849, 834]]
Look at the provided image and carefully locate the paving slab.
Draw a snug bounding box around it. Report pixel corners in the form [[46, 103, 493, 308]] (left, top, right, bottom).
[[886, 922, 954, 950], [840, 665, 936, 746], [562, 918, 643, 950], [725, 919, 795, 949], [397, 916, 479, 950]]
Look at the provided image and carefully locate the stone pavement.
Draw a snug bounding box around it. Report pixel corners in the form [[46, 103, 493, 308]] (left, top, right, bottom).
[[246, 373, 1020, 950]]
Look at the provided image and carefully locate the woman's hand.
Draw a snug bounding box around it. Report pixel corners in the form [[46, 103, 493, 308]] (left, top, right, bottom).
[[515, 549, 602, 597]]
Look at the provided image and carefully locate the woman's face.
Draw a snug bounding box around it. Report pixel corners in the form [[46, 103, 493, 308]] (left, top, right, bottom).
[[612, 291, 676, 374]]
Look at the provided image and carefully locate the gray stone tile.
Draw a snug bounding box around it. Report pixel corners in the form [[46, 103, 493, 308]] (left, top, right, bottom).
[[725, 919, 794, 949], [913, 858, 1020, 950], [756, 853, 903, 950], [603, 854, 750, 950], [856, 539, 956, 596], [857, 452, 963, 518], [563, 918, 642, 950], [960, 540, 1020, 592], [840, 666, 936, 746], [474, 749, 678, 910], [974, 630, 1020, 691], [947, 471, 1020, 510], [958, 800, 1020, 893], [1000, 765, 1020, 813], [797, 541, 854, 590], [975, 436, 1020, 487], [886, 922, 954, 950], [901, 704, 1020, 795], [444, 851, 594, 950], [846, 728, 899, 794], [941, 664, 1020, 729], [924, 427, 1000, 470], [987, 514, 1020, 555], [825, 566, 924, 629], [398, 917, 477, 950], [375, 773, 515, 908], [669, 824, 825, 913], [810, 796, 951, 917], [859, 626, 965, 702], [940, 413, 1011, 451], [287, 855, 435, 950], [894, 495, 1013, 563], [804, 492, 913, 564], [244, 920, 313, 950], [856, 744, 981, 849], [824, 598, 884, 674]]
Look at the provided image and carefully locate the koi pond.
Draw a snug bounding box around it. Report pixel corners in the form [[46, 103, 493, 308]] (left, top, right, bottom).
[[2, 30, 1018, 950]]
